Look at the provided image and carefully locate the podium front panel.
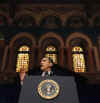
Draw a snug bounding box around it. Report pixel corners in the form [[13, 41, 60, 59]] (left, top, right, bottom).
[[18, 76, 79, 103]]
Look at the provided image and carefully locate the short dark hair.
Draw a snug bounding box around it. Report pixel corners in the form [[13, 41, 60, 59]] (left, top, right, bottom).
[[47, 57, 54, 65], [41, 56, 54, 65]]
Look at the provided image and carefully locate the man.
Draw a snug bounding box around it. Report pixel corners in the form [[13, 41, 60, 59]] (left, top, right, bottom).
[[40, 57, 54, 77], [28, 57, 68, 76]]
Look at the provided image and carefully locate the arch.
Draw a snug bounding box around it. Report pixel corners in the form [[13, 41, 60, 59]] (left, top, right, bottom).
[[7, 32, 36, 73], [39, 32, 64, 47], [39, 32, 64, 67], [72, 46, 86, 72], [65, 32, 94, 72], [9, 32, 36, 48], [65, 32, 93, 47]]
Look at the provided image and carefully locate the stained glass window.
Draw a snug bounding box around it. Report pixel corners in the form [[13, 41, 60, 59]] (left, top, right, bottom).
[[16, 45, 30, 72], [45, 46, 57, 64], [72, 46, 86, 72]]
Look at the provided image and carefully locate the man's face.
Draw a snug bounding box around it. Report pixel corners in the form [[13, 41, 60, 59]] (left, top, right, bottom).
[[40, 57, 52, 71]]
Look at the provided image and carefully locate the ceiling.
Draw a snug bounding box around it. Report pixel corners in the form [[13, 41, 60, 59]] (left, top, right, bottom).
[[0, 0, 100, 4]]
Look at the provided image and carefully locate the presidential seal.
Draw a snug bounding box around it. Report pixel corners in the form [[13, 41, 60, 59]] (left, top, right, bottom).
[[37, 79, 60, 100]]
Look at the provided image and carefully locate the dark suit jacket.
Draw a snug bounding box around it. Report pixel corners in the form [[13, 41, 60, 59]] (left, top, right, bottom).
[[28, 64, 73, 76]]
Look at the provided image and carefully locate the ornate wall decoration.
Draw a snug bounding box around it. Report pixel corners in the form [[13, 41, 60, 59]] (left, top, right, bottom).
[[0, 5, 11, 25], [40, 15, 62, 29], [90, 11, 100, 27], [66, 16, 88, 28], [93, 16, 100, 27], [14, 15, 36, 28], [15, 4, 86, 26], [0, 4, 99, 27], [0, 15, 8, 26]]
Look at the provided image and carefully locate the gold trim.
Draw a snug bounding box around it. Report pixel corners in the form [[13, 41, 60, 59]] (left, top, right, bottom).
[[38, 79, 60, 99]]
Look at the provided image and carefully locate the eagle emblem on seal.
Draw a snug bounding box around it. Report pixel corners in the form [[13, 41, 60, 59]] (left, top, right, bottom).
[[37, 79, 60, 99]]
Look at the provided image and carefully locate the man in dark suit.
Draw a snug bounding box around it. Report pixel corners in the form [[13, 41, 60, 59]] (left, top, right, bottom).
[[28, 57, 68, 76], [28, 57, 88, 84]]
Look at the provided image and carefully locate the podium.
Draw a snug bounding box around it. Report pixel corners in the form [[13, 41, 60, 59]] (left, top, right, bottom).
[[18, 76, 79, 103]]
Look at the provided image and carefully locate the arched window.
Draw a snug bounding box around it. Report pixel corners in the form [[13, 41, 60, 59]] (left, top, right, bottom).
[[72, 46, 86, 72], [16, 45, 30, 72], [45, 45, 57, 64]]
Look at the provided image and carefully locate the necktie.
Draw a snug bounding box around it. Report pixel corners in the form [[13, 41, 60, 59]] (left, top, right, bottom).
[[41, 71, 53, 77], [45, 72, 48, 76]]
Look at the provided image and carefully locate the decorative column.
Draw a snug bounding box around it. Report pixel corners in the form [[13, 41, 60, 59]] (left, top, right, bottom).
[[6, 46, 15, 73], [93, 46, 100, 71], [38, 47, 42, 66], [66, 46, 73, 71], [88, 47, 95, 72], [59, 47, 64, 68], [1, 46, 9, 72]]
